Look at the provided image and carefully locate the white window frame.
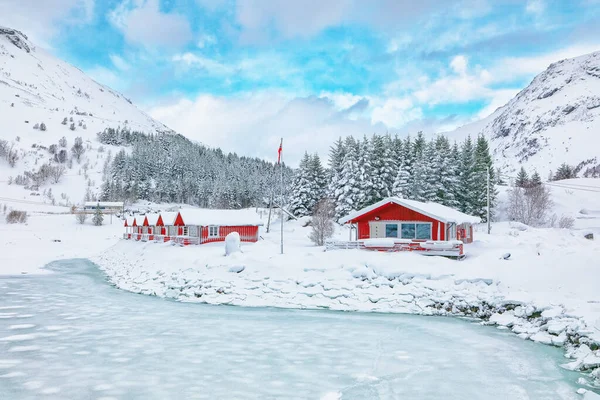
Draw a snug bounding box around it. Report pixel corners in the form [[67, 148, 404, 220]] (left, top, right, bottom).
[[399, 222, 432, 240], [208, 225, 219, 237]]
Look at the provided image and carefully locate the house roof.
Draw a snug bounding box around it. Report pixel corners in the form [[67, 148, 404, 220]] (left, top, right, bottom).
[[143, 213, 160, 226], [84, 201, 124, 207], [176, 209, 264, 226], [338, 197, 481, 225], [157, 212, 179, 226]]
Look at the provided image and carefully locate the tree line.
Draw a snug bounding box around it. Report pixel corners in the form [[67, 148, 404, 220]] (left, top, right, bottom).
[[289, 132, 498, 222], [98, 128, 292, 208]]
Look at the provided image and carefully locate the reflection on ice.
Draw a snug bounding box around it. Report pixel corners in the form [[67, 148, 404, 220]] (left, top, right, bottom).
[[0, 259, 584, 399]]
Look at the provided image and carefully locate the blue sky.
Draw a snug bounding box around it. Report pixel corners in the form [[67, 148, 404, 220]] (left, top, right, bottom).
[[3, 0, 600, 164]]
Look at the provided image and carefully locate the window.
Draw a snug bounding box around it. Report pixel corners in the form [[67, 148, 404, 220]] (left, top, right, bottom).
[[416, 223, 431, 240], [183, 226, 189, 236], [400, 223, 432, 240], [208, 225, 219, 237], [385, 224, 398, 238], [401, 223, 416, 239]]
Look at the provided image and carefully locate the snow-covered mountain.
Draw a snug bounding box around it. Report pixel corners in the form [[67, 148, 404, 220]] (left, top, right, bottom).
[[449, 51, 600, 178], [0, 27, 173, 206]]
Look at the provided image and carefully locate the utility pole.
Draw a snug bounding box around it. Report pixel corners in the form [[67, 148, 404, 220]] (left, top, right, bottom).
[[279, 138, 284, 255], [486, 166, 491, 234]]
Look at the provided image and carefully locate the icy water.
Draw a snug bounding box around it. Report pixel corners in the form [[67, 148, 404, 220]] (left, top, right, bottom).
[[0, 259, 584, 399]]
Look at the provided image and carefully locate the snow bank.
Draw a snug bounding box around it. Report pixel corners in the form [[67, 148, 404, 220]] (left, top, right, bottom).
[[92, 219, 600, 388]]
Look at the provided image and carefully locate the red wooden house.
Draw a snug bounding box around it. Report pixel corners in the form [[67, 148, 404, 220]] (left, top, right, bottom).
[[123, 216, 137, 240], [171, 209, 263, 245], [154, 212, 179, 242], [335, 197, 480, 257], [141, 214, 160, 241]]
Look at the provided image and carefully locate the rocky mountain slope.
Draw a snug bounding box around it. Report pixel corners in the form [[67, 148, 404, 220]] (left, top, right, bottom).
[[449, 51, 600, 178], [0, 27, 172, 207]]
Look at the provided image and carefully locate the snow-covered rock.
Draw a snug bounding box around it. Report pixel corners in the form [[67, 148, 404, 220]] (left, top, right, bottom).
[[225, 232, 241, 256]]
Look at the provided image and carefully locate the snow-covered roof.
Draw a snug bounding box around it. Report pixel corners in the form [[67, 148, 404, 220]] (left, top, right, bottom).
[[339, 197, 481, 225], [84, 201, 124, 207], [158, 212, 179, 226], [144, 213, 160, 226], [177, 209, 263, 226]]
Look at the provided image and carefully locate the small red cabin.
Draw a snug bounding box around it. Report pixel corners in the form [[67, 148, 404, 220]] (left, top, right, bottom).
[[340, 197, 479, 243], [172, 209, 262, 245]]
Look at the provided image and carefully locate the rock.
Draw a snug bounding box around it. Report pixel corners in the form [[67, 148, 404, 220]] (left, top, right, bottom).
[[228, 265, 245, 274], [224, 232, 241, 256], [585, 233, 594, 240]]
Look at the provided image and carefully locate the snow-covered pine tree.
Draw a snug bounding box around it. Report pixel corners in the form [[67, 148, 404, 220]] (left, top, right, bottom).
[[355, 136, 374, 209], [530, 171, 542, 187], [412, 132, 426, 160], [515, 166, 529, 188], [327, 137, 346, 201], [92, 205, 104, 226], [307, 153, 327, 212], [288, 152, 313, 217], [458, 136, 476, 214], [420, 139, 438, 202], [334, 136, 361, 219], [431, 135, 458, 207], [368, 134, 396, 203], [472, 134, 497, 222]]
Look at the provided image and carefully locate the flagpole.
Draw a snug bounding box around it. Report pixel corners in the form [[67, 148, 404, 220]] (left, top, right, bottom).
[[280, 138, 284, 255]]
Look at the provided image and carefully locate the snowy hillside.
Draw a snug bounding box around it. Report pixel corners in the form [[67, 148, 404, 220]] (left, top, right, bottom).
[[0, 27, 172, 207], [449, 51, 600, 177]]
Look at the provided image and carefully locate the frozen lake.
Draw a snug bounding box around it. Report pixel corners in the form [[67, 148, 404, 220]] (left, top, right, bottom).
[[0, 259, 583, 399]]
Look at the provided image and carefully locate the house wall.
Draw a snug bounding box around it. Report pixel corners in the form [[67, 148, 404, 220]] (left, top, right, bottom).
[[353, 203, 445, 241], [200, 225, 259, 243]]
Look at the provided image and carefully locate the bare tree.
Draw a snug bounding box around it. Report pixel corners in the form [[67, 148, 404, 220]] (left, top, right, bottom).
[[507, 185, 553, 227], [71, 136, 85, 162], [6, 210, 27, 224], [309, 199, 335, 246], [51, 164, 66, 184], [75, 212, 87, 225]]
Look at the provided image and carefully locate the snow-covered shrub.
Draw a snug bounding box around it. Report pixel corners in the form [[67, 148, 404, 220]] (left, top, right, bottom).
[[71, 137, 85, 162], [309, 199, 335, 246], [507, 186, 553, 227], [33, 123, 39, 130], [40, 122, 46, 131], [51, 165, 66, 184], [59, 136, 67, 147], [69, 123, 76, 131], [6, 210, 27, 224], [558, 215, 575, 229], [225, 232, 241, 256], [76, 212, 87, 225], [48, 144, 57, 155], [61, 117, 67, 125]]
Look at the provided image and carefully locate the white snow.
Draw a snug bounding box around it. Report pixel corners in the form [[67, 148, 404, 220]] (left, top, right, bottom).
[[178, 208, 264, 226], [339, 197, 481, 225], [225, 232, 241, 256]]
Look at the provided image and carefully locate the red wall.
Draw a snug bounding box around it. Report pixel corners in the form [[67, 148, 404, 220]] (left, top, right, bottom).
[[352, 202, 445, 241], [200, 225, 259, 243]]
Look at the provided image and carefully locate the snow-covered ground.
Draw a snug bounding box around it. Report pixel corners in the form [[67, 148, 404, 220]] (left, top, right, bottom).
[[0, 210, 121, 275]]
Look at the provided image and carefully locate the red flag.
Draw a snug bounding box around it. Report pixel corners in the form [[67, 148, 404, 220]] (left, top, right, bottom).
[[277, 139, 282, 164]]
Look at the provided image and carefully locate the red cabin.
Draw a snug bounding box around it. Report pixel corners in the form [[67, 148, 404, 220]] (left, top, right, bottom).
[[142, 214, 160, 241], [123, 217, 138, 240], [154, 212, 179, 242], [336, 197, 480, 257], [171, 209, 263, 246]]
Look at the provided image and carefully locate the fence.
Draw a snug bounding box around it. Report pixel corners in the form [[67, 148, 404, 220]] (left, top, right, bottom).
[[325, 239, 464, 258]]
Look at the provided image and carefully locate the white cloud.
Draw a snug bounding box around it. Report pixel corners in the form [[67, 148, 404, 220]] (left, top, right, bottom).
[[0, 0, 94, 48], [172, 52, 233, 75], [109, 0, 192, 47], [86, 66, 125, 90], [371, 97, 423, 128], [197, 34, 217, 48], [109, 54, 131, 71], [148, 91, 389, 166], [450, 55, 468, 75], [525, 0, 545, 15]]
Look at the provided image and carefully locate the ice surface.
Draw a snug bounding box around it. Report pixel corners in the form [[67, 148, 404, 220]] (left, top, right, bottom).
[[0, 259, 591, 399]]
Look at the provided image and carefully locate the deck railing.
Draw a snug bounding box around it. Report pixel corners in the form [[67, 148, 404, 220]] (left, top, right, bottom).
[[325, 239, 464, 258]]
